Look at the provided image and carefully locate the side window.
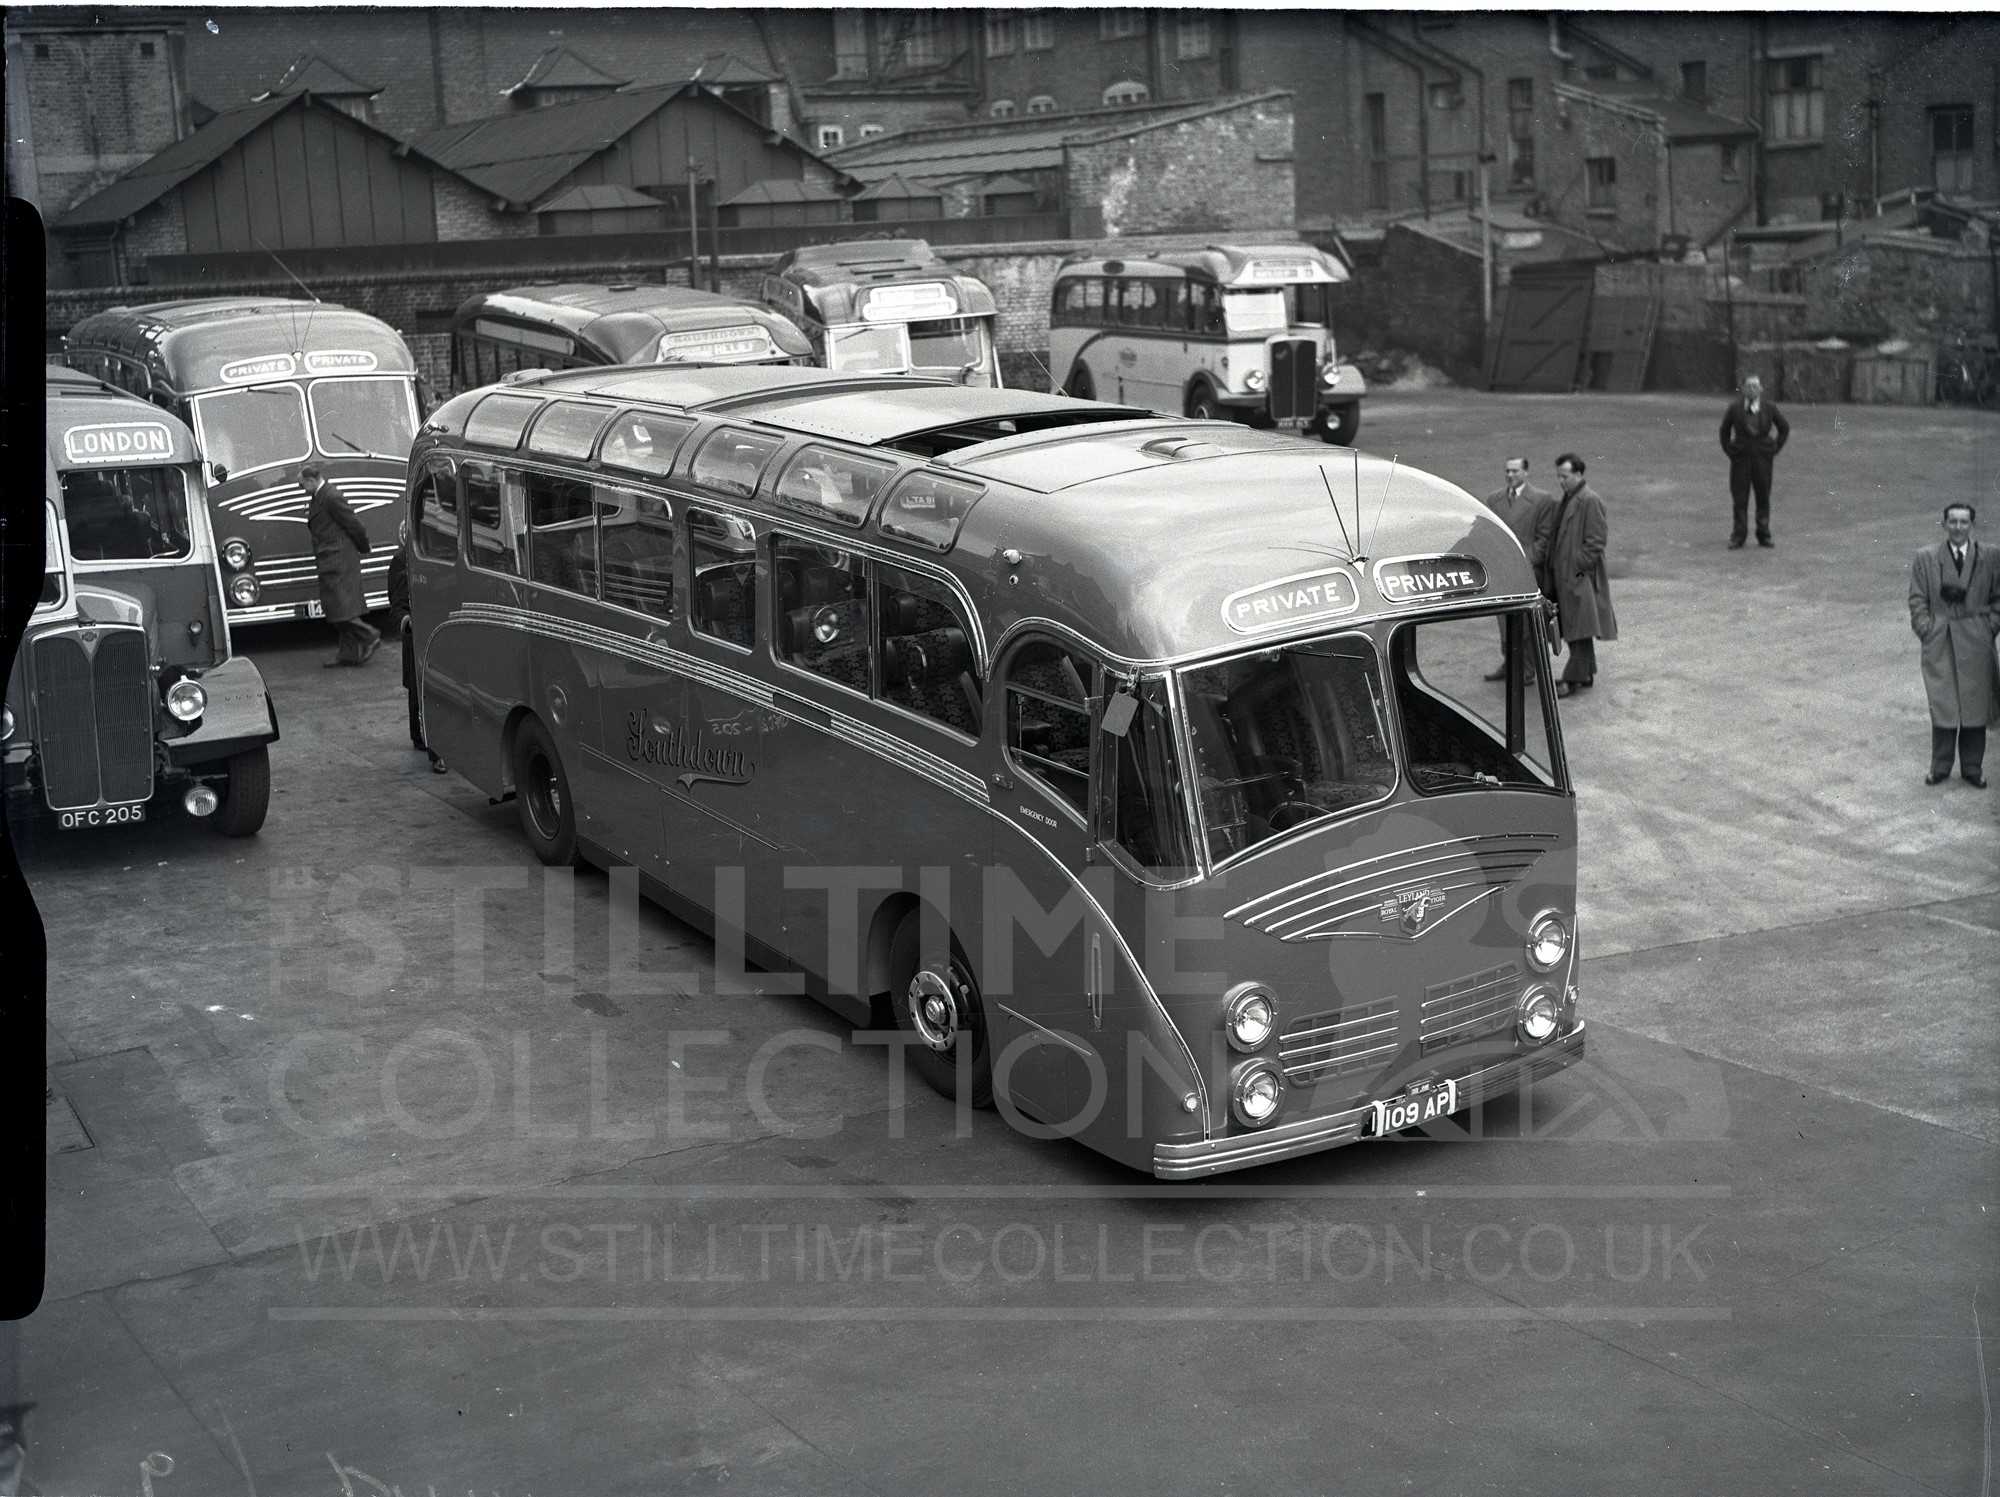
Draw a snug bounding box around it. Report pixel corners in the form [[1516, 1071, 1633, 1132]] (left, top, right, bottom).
[[773, 534, 870, 695], [771, 444, 897, 528], [878, 565, 980, 739], [1077, 278, 1105, 326], [1005, 639, 1095, 820], [1129, 279, 1161, 327], [524, 469, 601, 596], [1107, 278, 1130, 327], [1108, 676, 1191, 872], [600, 410, 694, 476], [598, 488, 676, 622], [413, 465, 459, 562], [687, 506, 757, 650], [690, 427, 783, 499], [462, 461, 522, 577]]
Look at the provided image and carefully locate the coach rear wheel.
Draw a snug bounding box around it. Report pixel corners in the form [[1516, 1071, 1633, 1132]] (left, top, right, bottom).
[[888, 911, 993, 1109], [512, 717, 577, 866]]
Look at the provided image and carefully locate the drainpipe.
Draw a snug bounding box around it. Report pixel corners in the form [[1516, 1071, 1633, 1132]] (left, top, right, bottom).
[[1752, 18, 1768, 225], [1548, 14, 1574, 65]]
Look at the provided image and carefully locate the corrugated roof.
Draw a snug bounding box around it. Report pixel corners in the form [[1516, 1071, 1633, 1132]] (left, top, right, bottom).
[[534, 184, 663, 213], [255, 52, 382, 101], [853, 173, 943, 203], [689, 52, 779, 86], [54, 93, 294, 228], [979, 174, 1037, 197], [505, 44, 628, 96], [1559, 82, 1756, 142], [719, 178, 846, 207]]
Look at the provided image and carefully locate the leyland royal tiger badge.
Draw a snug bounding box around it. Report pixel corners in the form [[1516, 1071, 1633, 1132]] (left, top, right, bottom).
[[1380, 884, 1448, 933]]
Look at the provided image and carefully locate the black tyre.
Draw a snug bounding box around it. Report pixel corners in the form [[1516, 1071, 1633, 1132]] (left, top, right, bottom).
[[1321, 404, 1361, 446], [1065, 363, 1095, 401], [212, 745, 270, 838], [888, 910, 993, 1108], [1186, 385, 1223, 421], [512, 716, 577, 866]]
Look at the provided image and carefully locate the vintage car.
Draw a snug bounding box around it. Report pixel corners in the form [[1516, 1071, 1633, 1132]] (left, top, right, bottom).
[[4, 366, 279, 836]]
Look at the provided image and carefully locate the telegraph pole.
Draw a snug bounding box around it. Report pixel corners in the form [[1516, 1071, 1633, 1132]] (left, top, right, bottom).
[[688, 157, 702, 289]]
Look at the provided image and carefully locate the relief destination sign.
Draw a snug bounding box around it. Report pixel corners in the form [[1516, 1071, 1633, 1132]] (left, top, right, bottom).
[[1372, 555, 1488, 605], [1222, 566, 1361, 634]]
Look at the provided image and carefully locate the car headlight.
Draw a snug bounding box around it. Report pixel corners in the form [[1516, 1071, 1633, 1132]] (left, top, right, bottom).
[[1517, 985, 1561, 1044], [1222, 981, 1277, 1052], [1526, 911, 1570, 971], [165, 677, 207, 723], [1230, 1059, 1284, 1127], [221, 537, 251, 571], [1, 705, 14, 742], [1244, 368, 1267, 391], [228, 573, 260, 606]]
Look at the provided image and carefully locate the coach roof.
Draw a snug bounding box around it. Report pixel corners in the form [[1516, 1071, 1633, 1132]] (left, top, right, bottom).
[[68, 299, 416, 390], [460, 284, 810, 363], [45, 364, 201, 471]]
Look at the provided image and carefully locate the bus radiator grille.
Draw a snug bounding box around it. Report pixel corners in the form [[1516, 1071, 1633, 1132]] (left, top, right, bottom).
[[92, 630, 156, 805], [1419, 963, 1522, 1053], [1270, 338, 1318, 423], [1278, 998, 1400, 1084], [31, 626, 154, 810]]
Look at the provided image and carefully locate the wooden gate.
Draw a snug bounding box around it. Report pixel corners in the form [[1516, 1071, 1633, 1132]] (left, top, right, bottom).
[[1487, 266, 1594, 392]]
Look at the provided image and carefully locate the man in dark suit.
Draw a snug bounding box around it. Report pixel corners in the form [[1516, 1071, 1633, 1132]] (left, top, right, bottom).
[[1908, 502, 2000, 787], [1719, 374, 1790, 549], [1483, 455, 1553, 682], [1539, 454, 1617, 699], [301, 462, 380, 667]]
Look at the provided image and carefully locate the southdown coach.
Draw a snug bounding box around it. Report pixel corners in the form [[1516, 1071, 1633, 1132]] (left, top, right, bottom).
[[65, 298, 420, 624], [404, 364, 1582, 1177], [5, 367, 278, 837], [760, 240, 1004, 387]]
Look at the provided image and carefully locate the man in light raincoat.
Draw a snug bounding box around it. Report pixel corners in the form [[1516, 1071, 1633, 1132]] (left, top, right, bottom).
[[1908, 502, 2000, 787]]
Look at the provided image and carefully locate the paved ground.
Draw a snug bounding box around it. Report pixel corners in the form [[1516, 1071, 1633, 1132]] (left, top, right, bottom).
[[11, 390, 1998, 1496]]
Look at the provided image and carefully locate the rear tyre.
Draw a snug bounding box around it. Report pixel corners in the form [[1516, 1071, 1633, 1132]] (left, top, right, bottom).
[[888, 911, 993, 1108], [212, 745, 270, 838], [1064, 364, 1095, 401], [512, 717, 577, 866], [1321, 404, 1361, 446]]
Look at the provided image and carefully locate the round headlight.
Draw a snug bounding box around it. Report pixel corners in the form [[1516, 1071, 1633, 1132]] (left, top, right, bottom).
[[1, 705, 14, 742], [1518, 985, 1561, 1044], [221, 538, 251, 571], [1230, 1060, 1284, 1128], [1244, 368, 1267, 391], [228, 574, 260, 606], [1222, 981, 1278, 1052], [166, 678, 207, 723], [1527, 912, 1571, 971], [1322, 364, 1342, 387]]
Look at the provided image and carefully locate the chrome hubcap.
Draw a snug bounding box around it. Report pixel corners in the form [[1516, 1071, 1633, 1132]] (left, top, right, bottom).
[[906, 968, 962, 1054]]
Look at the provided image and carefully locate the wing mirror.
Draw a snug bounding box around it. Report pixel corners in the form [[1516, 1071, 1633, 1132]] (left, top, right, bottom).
[[209, 462, 229, 483]]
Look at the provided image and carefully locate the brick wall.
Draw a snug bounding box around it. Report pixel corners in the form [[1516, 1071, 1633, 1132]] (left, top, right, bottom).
[[12, 22, 187, 219], [1331, 223, 1486, 383], [433, 176, 536, 243], [1066, 95, 1295, 239], [802, 92, 974, 148], [1800, 236, 1996, 342]]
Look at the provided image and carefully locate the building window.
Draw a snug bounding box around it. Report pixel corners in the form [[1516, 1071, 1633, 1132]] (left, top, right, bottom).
[[1176, 15, 1211, 60], [984, 15, 1014, 57], [1586, 155, 1617, 210], [1719, 142, 1741, 182], [1585, 63, 1617, 82], [1428, 81, 1462, 111], [33, 42, 49, 59], [858, 123, 885, 140], [1022, 12, 1054, 51], [905, 12, 943, 67], [833, 13, 870, 79], [1931, 105, 1975, 193], [1103, 80, 1149, 108], [1765, 54, 1824, 143], [1365, 92, 1388, 209], [1680, 60, 1707, 102], [989, 99, 1016, 120], [817, 124, 845, 151], [1100, 10, 1143, 40], [1026, 95, 1057, 116], [1506, 78, 1534, 188], [139, 40, 155, 57]]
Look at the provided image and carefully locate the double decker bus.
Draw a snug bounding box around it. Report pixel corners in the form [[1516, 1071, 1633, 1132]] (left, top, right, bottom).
[[1049, 242, 1368, 444], [6, 367, 278, 838], [64, 298, 419, 624], [759, 240, 1003, 386], [448, 283, 815, 397], [405, 364, 1582, 1176]]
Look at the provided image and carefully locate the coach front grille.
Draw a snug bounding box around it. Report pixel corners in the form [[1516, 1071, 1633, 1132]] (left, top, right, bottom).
[[30, 625, 155, 810], [1278, 997, 1400, 1084]]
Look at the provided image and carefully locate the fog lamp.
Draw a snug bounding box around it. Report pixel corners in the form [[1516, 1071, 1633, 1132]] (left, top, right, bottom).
[[183, 784, 219, 818], [228, 574, 260, 606], [221, 537, 251, 571], [1244, 369, 1267, 391], [1526, 911, 1570, 971], [1230, 1060, 1284, 1128], [1222, 981, 1277, 1052], [166, 678, 207, 723], [1518, 986, 1561, 1044]]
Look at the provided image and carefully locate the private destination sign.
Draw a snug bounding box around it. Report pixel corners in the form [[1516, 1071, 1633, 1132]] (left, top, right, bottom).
[[1372, 555, 1489, 604], [1222, 567, 1361, 633]]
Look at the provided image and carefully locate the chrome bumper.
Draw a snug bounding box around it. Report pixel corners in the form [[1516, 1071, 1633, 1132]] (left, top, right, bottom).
[[1153, 1022, 1586, 1179]]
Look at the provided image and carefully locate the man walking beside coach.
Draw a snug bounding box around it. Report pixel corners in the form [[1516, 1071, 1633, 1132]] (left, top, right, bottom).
[[301, 461, 380, 668], [1539, 454, 1617, 699], [1719, 374, 1790, 550]]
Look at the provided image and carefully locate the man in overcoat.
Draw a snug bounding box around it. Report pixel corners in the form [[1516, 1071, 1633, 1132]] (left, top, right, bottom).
[[1538, 454, 1617, 699], [1483, 455, 1553, 682], [1719, 373, 1790, 549], [301, 461, 380, 667], [1908, 502, 2000, 787]]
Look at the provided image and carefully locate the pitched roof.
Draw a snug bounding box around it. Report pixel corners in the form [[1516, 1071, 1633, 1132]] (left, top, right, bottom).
[[718, 178, 846, 208], [688, 52, 779, 86], [1557, 82, 1756, 143], [504, 44, 628, 97], [254, 51, 382, 101], [853, 173, 943, 203], [534, 184, 664, 213], [978, 174, 1038, 197], [54, 93, 293, 228]]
